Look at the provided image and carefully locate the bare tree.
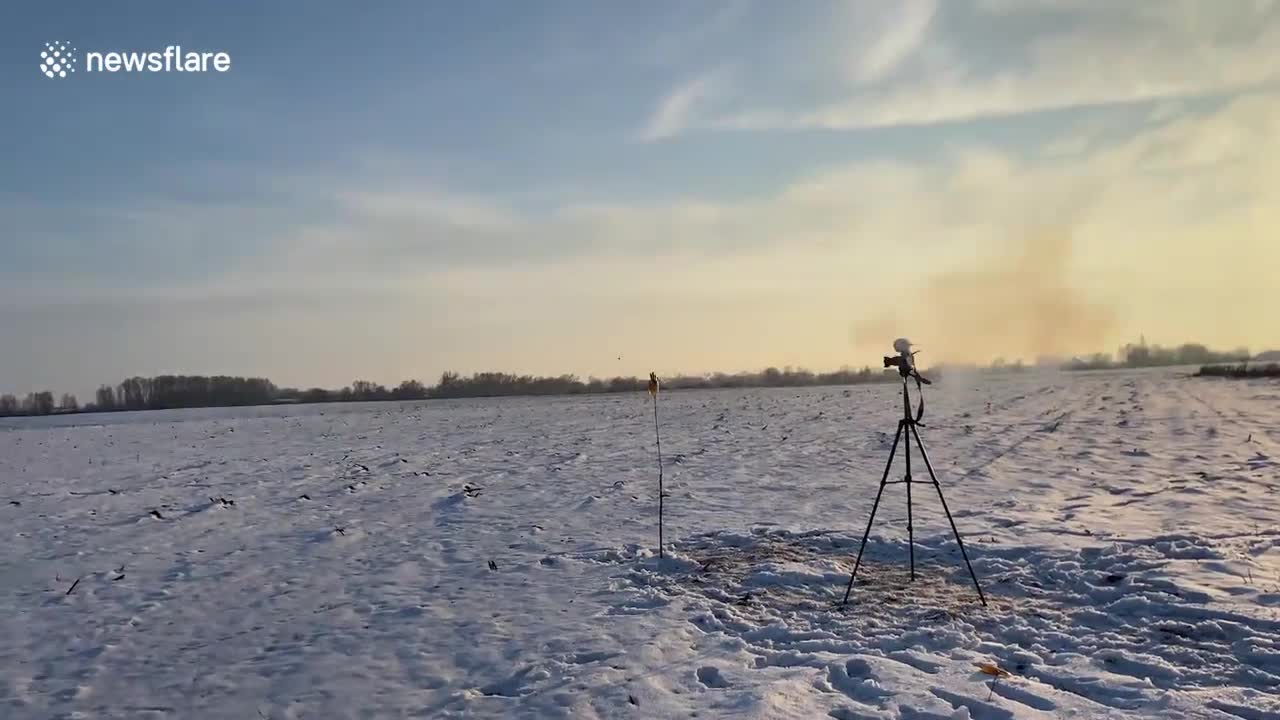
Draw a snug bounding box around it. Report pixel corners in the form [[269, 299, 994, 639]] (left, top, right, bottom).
[[95, 385, 117, 410], [59, 394, 79, 412], [118, 377, 151, 410], [350, 380, 389, 401], [392, 379, 428, 400], [22, 391, 55, 415]]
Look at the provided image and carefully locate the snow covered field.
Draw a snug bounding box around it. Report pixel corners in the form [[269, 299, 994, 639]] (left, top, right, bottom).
[[2, 369, 1278, 719]]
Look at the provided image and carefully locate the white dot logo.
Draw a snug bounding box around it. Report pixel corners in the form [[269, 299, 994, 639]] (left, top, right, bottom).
[[39, 41, 77, 79]]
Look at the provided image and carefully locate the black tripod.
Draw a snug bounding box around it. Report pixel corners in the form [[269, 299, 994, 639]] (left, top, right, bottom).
[[841, 373, 987, 606]]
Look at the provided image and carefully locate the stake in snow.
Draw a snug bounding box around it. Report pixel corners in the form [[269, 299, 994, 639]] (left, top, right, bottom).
[[648, 371, 665, 559]]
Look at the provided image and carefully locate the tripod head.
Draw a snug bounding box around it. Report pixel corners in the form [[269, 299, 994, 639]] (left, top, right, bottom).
[[881, 338, 932, 425], [882, 338, 931, 385]]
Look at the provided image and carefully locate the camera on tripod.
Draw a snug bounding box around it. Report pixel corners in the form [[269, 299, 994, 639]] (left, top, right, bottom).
[[883, 354, 910, 371], [883, 338, 929, 383], [843, 335, 986, 607]]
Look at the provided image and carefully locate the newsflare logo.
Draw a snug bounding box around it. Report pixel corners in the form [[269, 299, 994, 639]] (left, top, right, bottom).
[[39, 41, 76, 79], [39, 41, 232, 79]]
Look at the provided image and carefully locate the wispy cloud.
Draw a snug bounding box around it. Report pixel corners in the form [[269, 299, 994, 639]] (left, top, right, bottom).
[[640, 0, 753, 68], [6, 90, 1280, 392], [11, 90, 1280, 305], [844, 0, 937, 85], [637, 66, 734, 141], [656, 2, 1280, 136], [336, 188, 519, 235]]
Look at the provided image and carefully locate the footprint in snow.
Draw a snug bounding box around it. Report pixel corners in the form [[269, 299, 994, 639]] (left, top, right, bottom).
[[930, 687, 1016, 720], [988, 679, 1057, 711], [886, 650, 944, 675], [825, 659, 888, 704], [566, 650, 619, 665], [478, 665, 549, 697]]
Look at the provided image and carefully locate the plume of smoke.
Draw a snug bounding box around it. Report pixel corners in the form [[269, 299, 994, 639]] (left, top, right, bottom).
[[851, 226, 1115, 367]]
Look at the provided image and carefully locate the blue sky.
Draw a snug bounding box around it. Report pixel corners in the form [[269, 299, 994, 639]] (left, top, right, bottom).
[[2, 1, 1279, 398]]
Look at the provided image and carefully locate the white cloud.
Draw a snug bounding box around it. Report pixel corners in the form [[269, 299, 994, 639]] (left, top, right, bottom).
[[336, 188, 519, 234], [657, 2, 1280, 135], [844, 0, 937, 85], [640, 0, 753, 68], [8, 91, 1279, 385], [637, 66, 734, 141]]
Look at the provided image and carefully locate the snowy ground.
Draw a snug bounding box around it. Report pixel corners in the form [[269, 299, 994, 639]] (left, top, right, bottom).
[[2, 368, 1278, 719]]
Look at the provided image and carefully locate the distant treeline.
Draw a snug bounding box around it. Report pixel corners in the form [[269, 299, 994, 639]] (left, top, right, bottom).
[[6, 342, 1272, 417], [0, 366, 900, 417], [1194, 363, 1280, 379], [429, 366, 897, 398], [1063, 342, 1253, 371], [0, 376, 281, 417]]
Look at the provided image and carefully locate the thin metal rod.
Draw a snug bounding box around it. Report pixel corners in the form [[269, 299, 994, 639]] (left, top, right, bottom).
[[905, 423, 915, 581], [842, 419, 903, 605], [653, 392, 664, 559], [909, 422, 987, 606], [902, 379, 915, 580]]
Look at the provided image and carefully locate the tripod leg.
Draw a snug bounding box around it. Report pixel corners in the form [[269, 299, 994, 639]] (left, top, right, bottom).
[[904, 424, 915, 581], [842, 420, 903, 605], [909, 423, 988, 607]]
